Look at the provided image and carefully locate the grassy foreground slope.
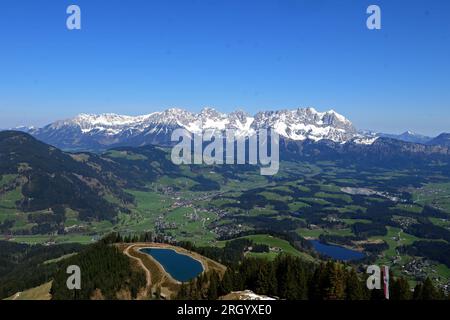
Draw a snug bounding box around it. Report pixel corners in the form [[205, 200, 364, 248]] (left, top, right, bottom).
[[5, 282, 52, 300]]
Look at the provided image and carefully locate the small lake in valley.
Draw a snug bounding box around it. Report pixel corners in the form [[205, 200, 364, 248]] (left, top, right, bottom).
[[140, 247, 204, 282], [309, 240, 365, 261]]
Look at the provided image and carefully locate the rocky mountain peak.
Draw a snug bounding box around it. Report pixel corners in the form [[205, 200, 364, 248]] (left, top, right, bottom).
[[25, 107, 369, 150]]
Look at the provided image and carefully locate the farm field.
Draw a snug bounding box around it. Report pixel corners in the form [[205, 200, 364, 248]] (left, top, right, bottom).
[[2, 154, 450, 291]]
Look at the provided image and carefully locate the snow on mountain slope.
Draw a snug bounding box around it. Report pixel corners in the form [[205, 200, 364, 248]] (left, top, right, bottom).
[[26, 107, 371, 149], [252, 108, 356, 142]]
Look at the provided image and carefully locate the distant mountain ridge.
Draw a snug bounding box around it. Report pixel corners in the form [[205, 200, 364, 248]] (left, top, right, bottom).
[[12, 107, 448, 151], [378, 131, 432, 144], [19, 107, 374, 150], [427, 133, 450, 147]]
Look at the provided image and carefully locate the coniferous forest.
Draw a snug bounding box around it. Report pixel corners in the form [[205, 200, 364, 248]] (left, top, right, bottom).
[[51, 242, 146, 300], [175, 244, 448, 301]]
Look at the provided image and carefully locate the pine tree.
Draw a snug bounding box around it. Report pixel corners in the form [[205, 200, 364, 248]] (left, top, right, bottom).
[[324, 261, 345, 300], [207, 272, 219, 300], [345, 269, 365, 300], [177, 283, 188, 300], [420, 278, 437, 300], [391, 277, 411, 300], [255, 265, 270, 295], [188, 279, 197, 300], [413, 283, 423, 300], [219, 270, 234, 296], [308, 263, 326, 300]]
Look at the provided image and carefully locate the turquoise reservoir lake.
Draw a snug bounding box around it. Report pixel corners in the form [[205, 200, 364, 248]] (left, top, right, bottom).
[[310, 240, 365, 261], [140, 248, 204, 282]]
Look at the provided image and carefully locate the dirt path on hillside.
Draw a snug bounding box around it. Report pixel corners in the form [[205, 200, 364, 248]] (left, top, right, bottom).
[[12, 292, 21, 300], [124, 244, 152, 299]]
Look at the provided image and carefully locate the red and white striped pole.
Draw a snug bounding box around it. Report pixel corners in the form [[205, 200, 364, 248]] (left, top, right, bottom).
[[382, 265, 390, 300]]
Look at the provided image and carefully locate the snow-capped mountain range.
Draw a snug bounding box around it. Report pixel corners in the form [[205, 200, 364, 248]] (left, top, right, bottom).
[[19, 107, 378, 150]]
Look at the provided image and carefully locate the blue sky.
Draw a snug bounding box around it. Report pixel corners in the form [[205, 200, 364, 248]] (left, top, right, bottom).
[[0, 0, 449, 135]]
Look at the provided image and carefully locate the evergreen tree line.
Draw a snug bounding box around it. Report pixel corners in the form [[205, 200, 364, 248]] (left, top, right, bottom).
[[176, 255, 448, 300], [100, 232, 449, 300], [0, 240, 83, 299], [51, 242, 146, 300], [101, 231, 164, 245]]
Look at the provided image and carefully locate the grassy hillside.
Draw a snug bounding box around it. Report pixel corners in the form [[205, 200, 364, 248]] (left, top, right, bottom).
[[5, 282, 52, 300], [0, 131, 132, 232], [220, 234, 315, 262]]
